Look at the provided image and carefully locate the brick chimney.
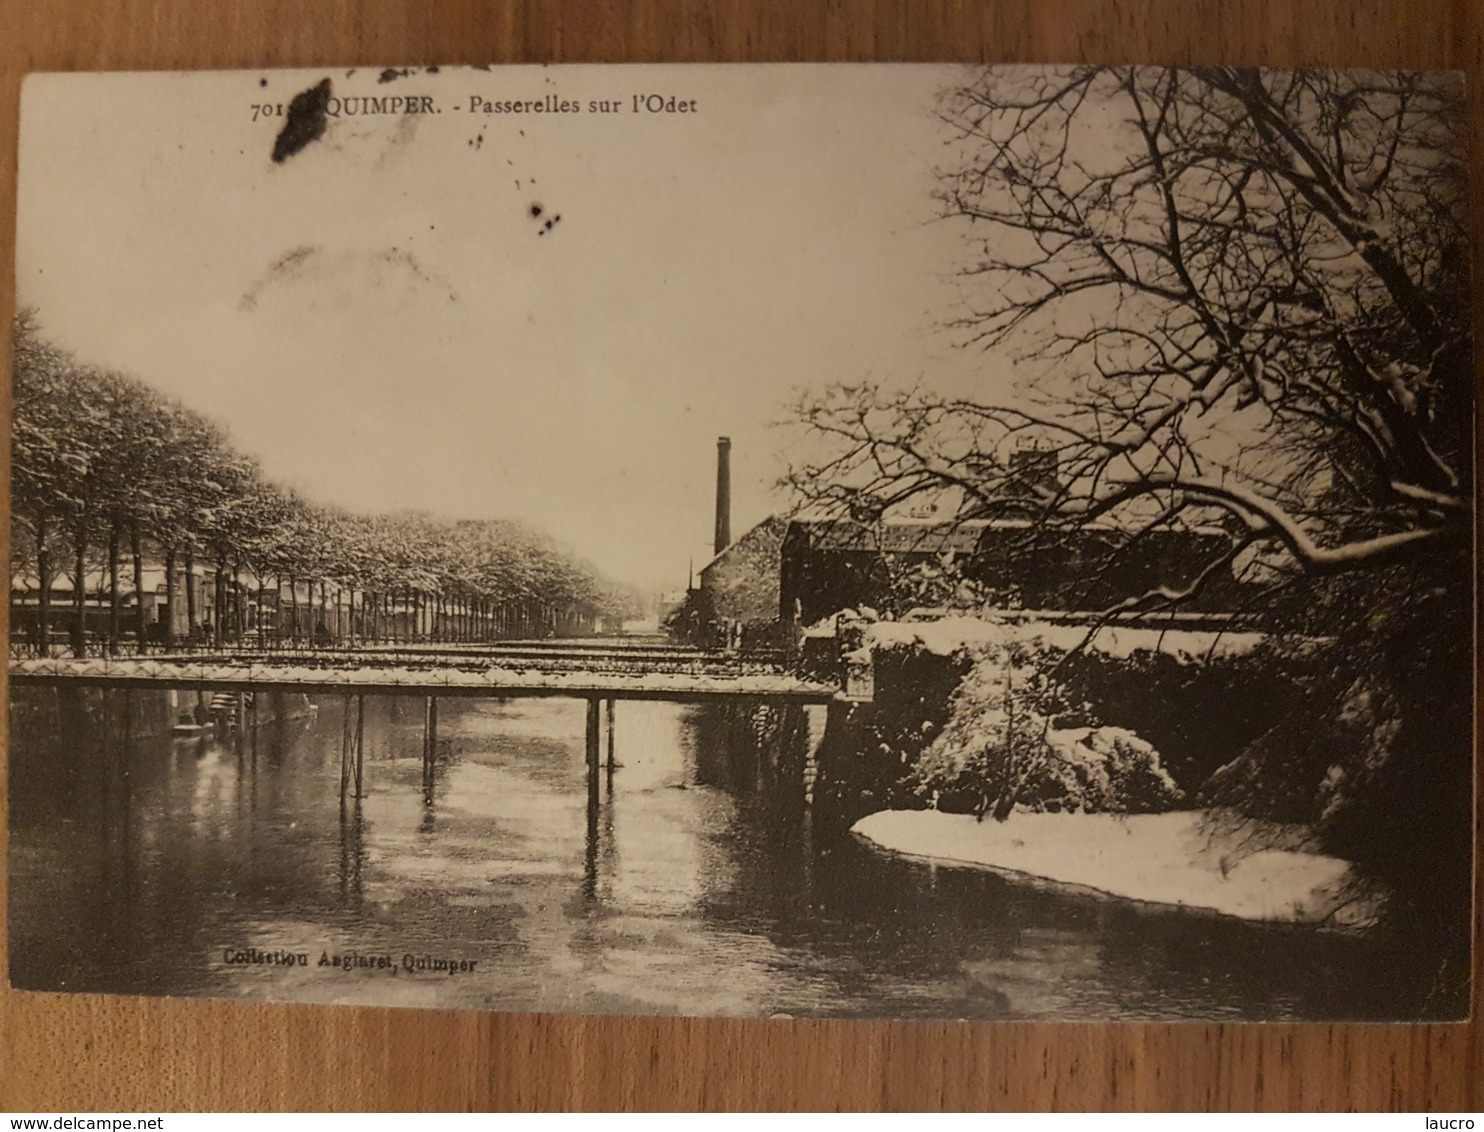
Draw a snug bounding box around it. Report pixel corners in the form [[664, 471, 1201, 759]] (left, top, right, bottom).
[[714, 437, 732, 555], [1009, 444, 1060, 500]]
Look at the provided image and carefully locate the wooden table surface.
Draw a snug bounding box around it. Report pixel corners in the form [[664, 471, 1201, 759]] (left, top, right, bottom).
[[0, 0, 1480, 1112]]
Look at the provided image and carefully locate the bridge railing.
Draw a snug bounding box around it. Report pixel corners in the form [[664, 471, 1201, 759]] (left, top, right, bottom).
[[8, 639, 800, 675]]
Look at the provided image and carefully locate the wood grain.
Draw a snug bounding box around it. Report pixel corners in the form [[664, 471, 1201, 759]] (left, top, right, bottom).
[[0, 0, 1479, 1112]]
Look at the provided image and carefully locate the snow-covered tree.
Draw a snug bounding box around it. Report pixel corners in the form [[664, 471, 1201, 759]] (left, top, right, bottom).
[[787, 68, 1471, 996], [13, 317, 639, 651], [788, 67, 1470, 610]]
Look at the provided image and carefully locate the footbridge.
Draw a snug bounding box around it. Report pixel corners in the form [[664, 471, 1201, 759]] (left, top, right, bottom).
[[10, 640, 842, 805], [8, 641, 837, 702]]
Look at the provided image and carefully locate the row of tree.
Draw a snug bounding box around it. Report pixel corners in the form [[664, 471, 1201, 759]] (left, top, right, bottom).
[[11, 310, 643, 655]]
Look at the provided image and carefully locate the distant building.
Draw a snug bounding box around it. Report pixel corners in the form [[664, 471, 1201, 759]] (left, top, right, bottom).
[[673, 435, 1247, 643], [671, 437, 790, 647], [9, 561, 347, 646], [771, 442, 1256, 624], [778, 517, 1244, 625], [10, 562, 206, 642], [697, 516, 789, 626], [958, 444, 1064, 520]]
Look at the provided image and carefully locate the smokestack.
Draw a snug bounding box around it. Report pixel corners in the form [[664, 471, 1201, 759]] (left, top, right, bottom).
[[714, 436, 732, 555]]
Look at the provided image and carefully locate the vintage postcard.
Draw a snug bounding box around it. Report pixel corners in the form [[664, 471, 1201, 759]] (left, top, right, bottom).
[[8, 64, 1474, 1020]]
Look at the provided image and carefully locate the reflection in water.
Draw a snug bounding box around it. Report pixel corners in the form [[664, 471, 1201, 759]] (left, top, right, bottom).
[[338, 803, 364, 907], [583, 754, 601, 907], [7, 686, 1432, 1019]]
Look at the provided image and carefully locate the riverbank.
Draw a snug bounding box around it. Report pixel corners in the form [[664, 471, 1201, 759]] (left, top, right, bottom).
[[852, 809, 1381, 928]]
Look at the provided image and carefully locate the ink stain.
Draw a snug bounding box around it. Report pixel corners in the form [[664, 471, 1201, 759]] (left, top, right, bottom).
[[389, 112, 421, 152], [242, 244, 459, 310], [379, 67, 414, 84], [379, 247, 422, 279], [530, 204, 543, 218], [258, 77, 268, 88], [239, 244, 319, 309], [426, 64, 440, 74], [270, 245, 318, 275], [271, 79, 332, 164]]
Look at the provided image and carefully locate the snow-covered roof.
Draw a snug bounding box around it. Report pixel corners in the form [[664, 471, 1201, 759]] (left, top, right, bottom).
[[696, 515, 788, 576], [788, 515, 1237, 554], [789, 518, 1024, 554]]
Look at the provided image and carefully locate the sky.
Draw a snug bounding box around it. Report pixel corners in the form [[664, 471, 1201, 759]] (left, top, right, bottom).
[[16, 64, 1002, 591]]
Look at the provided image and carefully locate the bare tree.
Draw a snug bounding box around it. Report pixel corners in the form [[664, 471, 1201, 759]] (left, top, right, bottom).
[[789, 66, 1471, 611]]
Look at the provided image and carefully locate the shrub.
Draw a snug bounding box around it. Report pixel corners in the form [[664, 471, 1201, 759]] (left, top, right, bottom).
[[910, 641, 1183, 820]]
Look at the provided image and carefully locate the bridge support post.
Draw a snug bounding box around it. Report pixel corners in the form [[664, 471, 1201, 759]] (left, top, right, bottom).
[[605, 698, 616, 770], [585, 697, 601, 775]]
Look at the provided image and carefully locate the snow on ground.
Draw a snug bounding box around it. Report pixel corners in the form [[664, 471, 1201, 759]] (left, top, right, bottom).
[[852, 809, 1380, 927], [862, 615, 1266, 661]]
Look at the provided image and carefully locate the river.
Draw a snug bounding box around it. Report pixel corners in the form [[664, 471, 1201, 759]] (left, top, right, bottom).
[[7, 687, 1432, 1020]]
